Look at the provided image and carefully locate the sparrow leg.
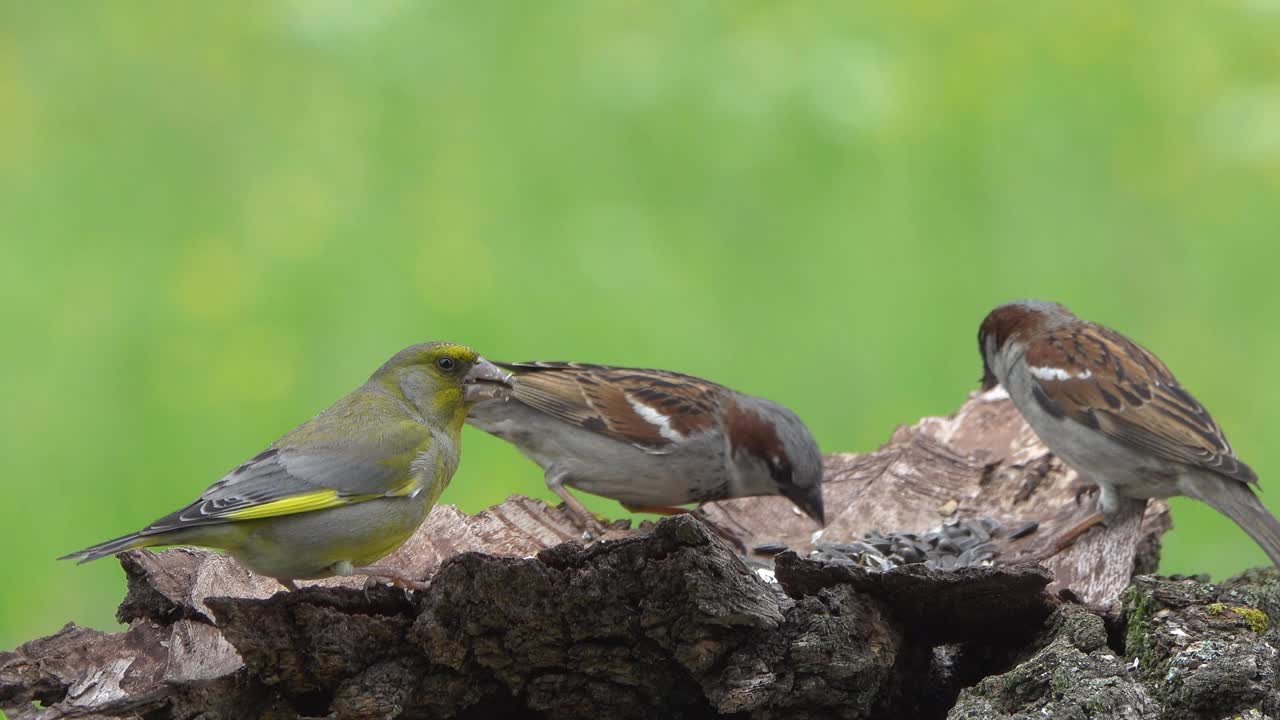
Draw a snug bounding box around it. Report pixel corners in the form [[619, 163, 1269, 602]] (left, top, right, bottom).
[[1049, 481, 1118, 555], [277, 578, 301, 592], [545, 469, 607, 537]]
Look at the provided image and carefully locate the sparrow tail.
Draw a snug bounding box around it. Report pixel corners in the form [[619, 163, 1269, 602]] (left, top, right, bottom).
[[1183, 473, 1280, 568]]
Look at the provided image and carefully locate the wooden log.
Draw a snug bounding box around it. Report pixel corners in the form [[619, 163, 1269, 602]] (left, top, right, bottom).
[[0, 391, 1182, 719], [704, 388, 1170, 607]]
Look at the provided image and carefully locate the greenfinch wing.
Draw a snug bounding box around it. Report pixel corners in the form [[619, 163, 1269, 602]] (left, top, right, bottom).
[[140, 420, 432, 533]]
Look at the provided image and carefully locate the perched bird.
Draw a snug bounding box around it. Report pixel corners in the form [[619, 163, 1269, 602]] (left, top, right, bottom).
[[466, 361, 825, 528], [62, 342, 513, 589], [978, 300, 1280, 565]]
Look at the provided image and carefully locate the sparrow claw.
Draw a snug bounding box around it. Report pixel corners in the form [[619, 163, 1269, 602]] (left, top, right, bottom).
[[689, 510, 749, 555], [570, 512, 609, 542]]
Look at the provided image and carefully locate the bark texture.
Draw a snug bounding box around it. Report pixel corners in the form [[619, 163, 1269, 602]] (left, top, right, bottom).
[[704, 387, 1170, 606], [6, 390, 1273, 720]]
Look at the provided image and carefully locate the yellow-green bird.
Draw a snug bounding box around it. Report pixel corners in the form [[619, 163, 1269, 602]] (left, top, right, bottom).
[[61, 342, 513, 590]]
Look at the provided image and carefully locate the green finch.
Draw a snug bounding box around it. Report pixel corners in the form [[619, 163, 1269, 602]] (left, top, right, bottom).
[[61, 342, 513, 590]]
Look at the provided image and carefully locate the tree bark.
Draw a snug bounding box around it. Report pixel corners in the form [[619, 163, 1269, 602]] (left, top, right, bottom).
[[6, 390, 1274, 720]]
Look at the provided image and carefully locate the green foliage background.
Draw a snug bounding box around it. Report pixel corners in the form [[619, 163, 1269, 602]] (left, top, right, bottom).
[[2, 2, 1279, 650]]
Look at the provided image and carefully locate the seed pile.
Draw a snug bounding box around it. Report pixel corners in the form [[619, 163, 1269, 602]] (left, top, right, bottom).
[[747, 517, 1041, 573], [808, 517, 1020, 572]]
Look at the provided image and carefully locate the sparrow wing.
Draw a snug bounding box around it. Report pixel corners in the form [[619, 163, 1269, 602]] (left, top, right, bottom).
[[1025, 324, 1256, 484], [496, 361, 722, 452]]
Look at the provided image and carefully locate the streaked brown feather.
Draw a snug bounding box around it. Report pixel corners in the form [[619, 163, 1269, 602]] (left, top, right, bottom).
[[496, 361, 723, 450], [1025, 323, 1256, 485]]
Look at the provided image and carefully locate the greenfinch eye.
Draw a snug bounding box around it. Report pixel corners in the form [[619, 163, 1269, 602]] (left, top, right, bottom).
[[436, 357, 457, 372]]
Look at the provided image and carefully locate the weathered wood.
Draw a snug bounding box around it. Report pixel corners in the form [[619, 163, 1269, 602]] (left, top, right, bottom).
[[950, 570, 1280, 719], [0, 620, 245, 719], [773, 553, 1055, 645], [0, 515, 1063, 720], [2, 391, 1189, 720], [106, 390, 1168, 615], [705, 388, 1171, 607]]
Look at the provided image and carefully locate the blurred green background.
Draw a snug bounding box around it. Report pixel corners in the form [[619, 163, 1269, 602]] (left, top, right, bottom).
[[2, 1, 1279, 652]]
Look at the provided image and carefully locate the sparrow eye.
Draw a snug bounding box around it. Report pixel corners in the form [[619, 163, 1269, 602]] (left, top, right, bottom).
[[436, 357, 457, 372]]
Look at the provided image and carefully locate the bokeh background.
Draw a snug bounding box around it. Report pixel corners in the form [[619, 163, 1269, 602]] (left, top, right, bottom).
[[2, 1, 1279, 653]]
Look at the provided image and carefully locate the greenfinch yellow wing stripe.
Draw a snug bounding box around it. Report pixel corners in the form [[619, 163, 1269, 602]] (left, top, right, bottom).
[[219, 489, 374, 521]]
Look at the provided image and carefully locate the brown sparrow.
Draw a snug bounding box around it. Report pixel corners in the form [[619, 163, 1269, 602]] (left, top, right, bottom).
[[979, 300, 1280, 564], [466, 361, 825, 528]]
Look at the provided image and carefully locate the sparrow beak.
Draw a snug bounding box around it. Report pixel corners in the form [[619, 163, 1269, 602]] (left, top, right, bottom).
[[463, 357, 515, 402], [781, 483, 825, 527]]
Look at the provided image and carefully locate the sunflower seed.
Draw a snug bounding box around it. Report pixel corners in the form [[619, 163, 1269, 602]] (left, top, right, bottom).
[[808, 514, 1005, 573], [752, 542, 789, 556], [963, 519, 992, 543], [1007, 521, 1039, 540]]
